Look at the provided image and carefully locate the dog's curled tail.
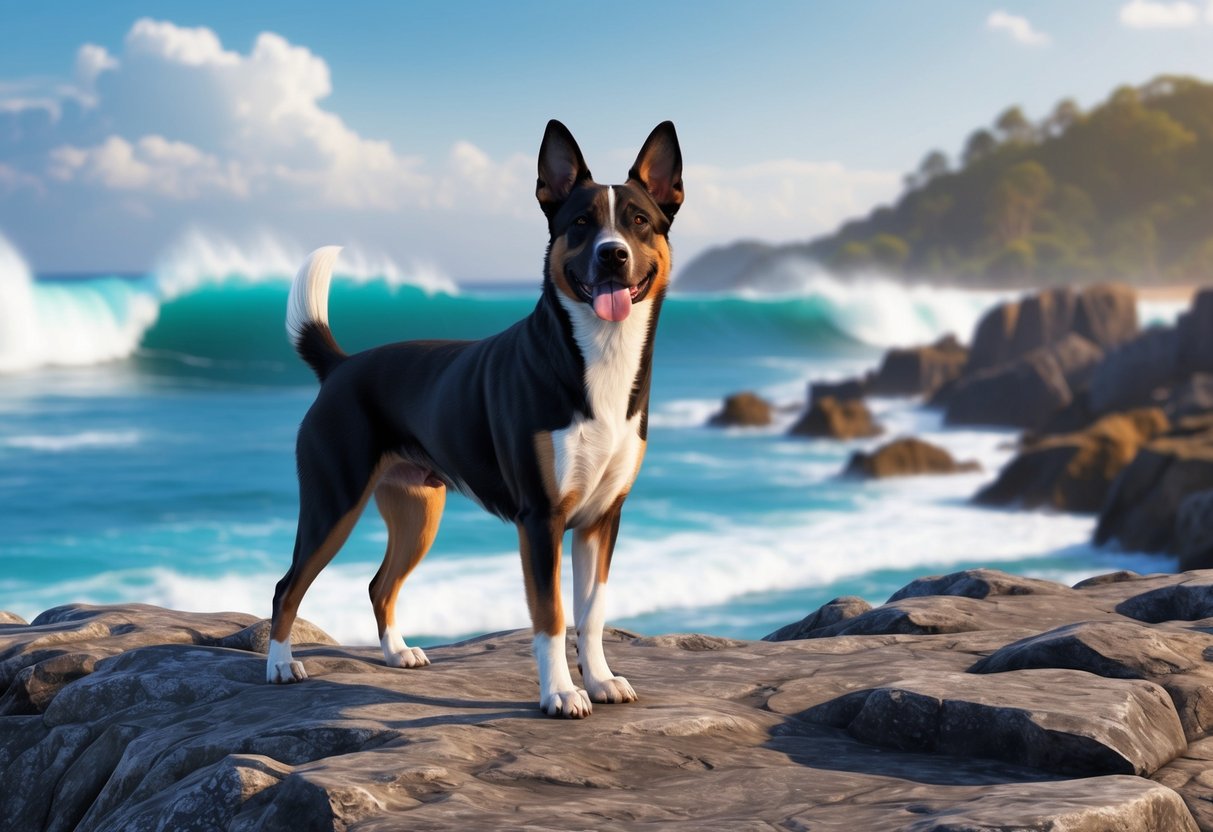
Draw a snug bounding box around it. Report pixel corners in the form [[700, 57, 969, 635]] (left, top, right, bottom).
[[286, 246, 348, 383]]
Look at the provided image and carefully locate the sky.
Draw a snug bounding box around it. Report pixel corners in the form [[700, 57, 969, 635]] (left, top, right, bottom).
[[0, 0, 1212, 282]]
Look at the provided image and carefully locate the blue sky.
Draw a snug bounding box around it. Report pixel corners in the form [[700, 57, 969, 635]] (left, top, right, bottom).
[[1, 1, 1211, 281]]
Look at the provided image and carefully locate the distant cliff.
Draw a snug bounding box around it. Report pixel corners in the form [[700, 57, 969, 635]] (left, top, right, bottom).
[[677, 75, 1213, 292]]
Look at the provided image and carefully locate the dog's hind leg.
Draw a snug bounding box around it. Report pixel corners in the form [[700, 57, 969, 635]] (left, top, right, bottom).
[[518, 509, 592, 718], [268, 449, 387, 684], [370, 466, 446, 668], [572, 500, 637, 704]]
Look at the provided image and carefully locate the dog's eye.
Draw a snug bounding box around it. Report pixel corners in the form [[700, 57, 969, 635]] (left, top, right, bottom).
[[574, 215, 589, 226], [633, 214, 649, 226]]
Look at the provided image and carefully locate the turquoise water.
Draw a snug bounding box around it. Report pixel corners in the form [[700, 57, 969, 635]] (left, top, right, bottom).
[[0, 253, 1175, 645]]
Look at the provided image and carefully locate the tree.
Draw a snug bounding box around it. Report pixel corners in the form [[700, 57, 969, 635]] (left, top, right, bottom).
[[963, 129, 998, 167], [987, 161, 1054, 244], [869, 234, 910, 271], [1042, 99, 1082, 137], [995, 106, 1035, 144]]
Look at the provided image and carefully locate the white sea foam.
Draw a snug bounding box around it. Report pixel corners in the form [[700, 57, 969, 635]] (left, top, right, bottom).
[[152, 227, 456, 299], [0, 233, 160, 374], [4, 430, 142, 452]]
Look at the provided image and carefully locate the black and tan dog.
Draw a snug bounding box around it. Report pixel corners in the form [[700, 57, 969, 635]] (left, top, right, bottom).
[[267, 121, 683, 718]]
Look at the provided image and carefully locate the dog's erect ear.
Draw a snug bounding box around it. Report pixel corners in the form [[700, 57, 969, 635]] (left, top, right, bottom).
[[537, 120, 591, 217], [629, 121, 683, 220]]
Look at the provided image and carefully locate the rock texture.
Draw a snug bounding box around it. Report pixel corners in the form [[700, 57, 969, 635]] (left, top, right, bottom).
[[867, 335, 968, 398], [789, 395, 883, 439], [706, 391, 773, 427], [8, 570, 1213, 829], [1096, 432, 1213, 554], [844, 437, 980, 479], [975, 408, 1170, 512]]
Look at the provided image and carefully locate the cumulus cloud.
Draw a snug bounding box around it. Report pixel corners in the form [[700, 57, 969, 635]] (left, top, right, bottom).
[[0, 18, 896, 279], [1118, 0, 1204, 27], [986, 11, 1052, 46]]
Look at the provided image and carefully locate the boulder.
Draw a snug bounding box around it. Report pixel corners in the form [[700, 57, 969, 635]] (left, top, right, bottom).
[[1170, 374, 1213, 420], [1073, 282, 1140, 351], [762, 597, 872, 641], [808, 377, 867, 407], [966, 300, 1022, 375], [1177, 490, 1213, 571], [788, 396, 882, 439], [1007, 287, 1079, 359], [867, 335, 968, 398], [888, 568, 1071, 602], [945, 348, 1073, 430], [975, 408, 1170, 513], [1089, 326, 1182, 415], [706, 391, 773, 427], [843, 437, 980, 479], [1047, 333, 1106, 391], [1178, 289, 1213, 376], [1095, 435, 1213, 554]]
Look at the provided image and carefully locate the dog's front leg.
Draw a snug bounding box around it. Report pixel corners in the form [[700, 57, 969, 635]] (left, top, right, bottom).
[[517, 511, 592, 718], [572, 507, 637, 704]]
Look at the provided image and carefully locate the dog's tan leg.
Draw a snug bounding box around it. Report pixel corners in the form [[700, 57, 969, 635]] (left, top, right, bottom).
[[518, 510, 591, 718], [370, 474, 445, 668], [572, 500, 636, 704]]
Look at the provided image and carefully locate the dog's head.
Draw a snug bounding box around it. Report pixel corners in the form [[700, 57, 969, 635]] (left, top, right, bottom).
[[537, 121, 682, 323]]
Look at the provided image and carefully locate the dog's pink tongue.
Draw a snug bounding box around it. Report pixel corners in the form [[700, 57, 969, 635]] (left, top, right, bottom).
[[592, 282, 632, 322]]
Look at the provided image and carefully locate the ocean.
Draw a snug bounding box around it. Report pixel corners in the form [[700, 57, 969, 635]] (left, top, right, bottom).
[[0, 231, 1185, 646]]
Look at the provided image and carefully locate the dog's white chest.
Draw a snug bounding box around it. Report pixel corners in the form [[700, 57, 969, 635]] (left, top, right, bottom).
[[552, 297, 651, 524]]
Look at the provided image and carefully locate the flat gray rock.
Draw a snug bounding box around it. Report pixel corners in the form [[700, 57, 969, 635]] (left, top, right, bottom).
[[6, 569, 1213, 830]]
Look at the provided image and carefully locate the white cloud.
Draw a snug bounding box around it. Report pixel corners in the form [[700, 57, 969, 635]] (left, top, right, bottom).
[[1119, 0, 1203, 27], [986, 11, 1051, 46], [0, 17, 896, 279]]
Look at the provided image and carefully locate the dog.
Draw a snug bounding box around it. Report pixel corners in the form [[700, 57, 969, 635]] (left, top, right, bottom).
[[266, 120, 683, 718]]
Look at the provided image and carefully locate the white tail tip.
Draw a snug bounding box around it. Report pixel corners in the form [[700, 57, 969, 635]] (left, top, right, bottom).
[[286, 246, 343, 342]]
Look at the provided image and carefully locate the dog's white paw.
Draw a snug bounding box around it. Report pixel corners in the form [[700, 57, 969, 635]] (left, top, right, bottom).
[[540, 688, 593, 719], [267, 660, 307, 684], [385, 646, 430, 668], [586, 675, 637, 704]]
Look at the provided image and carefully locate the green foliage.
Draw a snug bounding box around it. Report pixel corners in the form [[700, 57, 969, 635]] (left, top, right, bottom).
[[808, 75, 1213, 285]]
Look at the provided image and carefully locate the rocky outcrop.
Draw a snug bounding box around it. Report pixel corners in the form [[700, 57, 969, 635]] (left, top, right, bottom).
[[707, 391, 773, 427], [844, 437, 980, 479], [1178, 289, 1213, 376], [809, 377, 867, 406], [867, 335, 968, 398], [1088, 326, 1182, 415], [965, 284, 1137, 378], [944, 346, 1074, 429], [10, 570, 1213, 829], [975, 408, 1170, 512], [1177, 490, 1213, 572], [789, 395, 882, 439], [1095, 432, 1213, 556]]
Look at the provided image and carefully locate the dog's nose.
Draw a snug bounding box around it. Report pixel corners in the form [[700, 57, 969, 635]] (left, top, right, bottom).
[[596, 242, 629, 269]]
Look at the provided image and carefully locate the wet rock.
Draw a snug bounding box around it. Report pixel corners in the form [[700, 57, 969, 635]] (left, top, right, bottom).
[[1171, 374, 1213, 420], [763, 596, 872, 641], [788, 395, 882, 439], [868, 335, 968, 398], [1072, 282, 1140, 352], [809, 377, 867, 406], [844, 437, 980, 479], [706, 391, 773, 427], [945, 348, 1073, 430], [1095, 434, 1213, 553], [1179, 289, 1213, 376], [1177, 491, 1213, 571], [1089, 326, 1181, 415], [976, 408, 1170, 512]]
